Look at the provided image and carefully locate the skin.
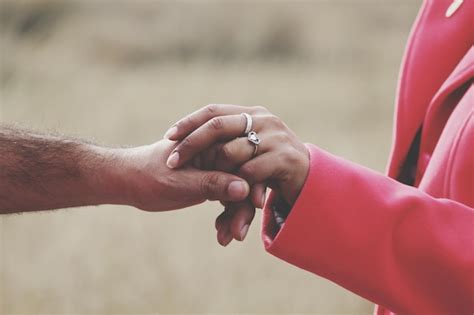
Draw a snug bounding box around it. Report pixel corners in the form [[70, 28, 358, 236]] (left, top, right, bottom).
[[0, 125, 250, 214], [165, 104, 310, 246]]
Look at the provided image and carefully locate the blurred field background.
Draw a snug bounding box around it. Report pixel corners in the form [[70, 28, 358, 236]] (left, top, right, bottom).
[[0, 0, 420, 314]]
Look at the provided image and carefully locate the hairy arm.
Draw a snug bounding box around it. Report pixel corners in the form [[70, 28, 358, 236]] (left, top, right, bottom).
[[0, 125, 129, 213], [0, 125, 249, 214]]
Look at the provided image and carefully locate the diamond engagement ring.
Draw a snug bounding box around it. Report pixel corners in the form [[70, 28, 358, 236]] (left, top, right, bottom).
[[242, 113, 260, 157], [247, 131, 260, 157]]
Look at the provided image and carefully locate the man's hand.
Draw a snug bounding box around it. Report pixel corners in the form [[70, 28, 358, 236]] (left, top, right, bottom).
[[119, 139, 250, 211], [0, 125, 250, 213]]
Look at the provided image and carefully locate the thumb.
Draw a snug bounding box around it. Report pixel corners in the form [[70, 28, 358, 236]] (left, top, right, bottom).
[[191, 169, 250, 202]]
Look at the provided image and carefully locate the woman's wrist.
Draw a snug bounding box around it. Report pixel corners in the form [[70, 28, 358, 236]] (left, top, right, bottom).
[[280, 143, 310, 206]]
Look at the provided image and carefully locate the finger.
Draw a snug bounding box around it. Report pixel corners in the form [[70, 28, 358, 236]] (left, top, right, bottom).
[[167, 114, 259, 169], [216, 209, 233, 246], [250, 183, 267, 209], [215, 208, 231, 230], [213, 137, 257, 172], [238, 153, 283, 185], [164, 104, 268, 140], [187, 169, 250, 202], [202, 133, 271, 173], [227, 201, 255, 241], [219, 185, 264, 210], [168, 113, 280, 170]]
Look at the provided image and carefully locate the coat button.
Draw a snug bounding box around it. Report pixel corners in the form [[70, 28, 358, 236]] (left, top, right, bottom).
[[446, 0, 464, 18]]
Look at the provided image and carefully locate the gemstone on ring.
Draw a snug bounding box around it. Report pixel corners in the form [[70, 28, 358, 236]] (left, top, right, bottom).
[[247, 131, 261, 145]]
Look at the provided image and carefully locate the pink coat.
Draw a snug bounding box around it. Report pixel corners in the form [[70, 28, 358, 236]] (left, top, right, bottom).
[[261, 1, 473, 314]]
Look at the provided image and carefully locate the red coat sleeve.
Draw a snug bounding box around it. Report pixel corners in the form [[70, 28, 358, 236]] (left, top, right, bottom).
[[262, 144, 474, 315]]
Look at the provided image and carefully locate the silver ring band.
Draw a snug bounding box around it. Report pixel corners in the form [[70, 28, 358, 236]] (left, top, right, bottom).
[[242, 113, 253, 135], [251, 144, 258, 157]]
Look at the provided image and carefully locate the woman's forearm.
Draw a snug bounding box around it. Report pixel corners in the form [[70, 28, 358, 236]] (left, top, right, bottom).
[[263, 144, 474, 315]]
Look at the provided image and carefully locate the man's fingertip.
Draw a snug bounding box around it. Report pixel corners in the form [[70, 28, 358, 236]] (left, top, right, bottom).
[[166, 151, 180, 168], [227, 181, 249, 200]]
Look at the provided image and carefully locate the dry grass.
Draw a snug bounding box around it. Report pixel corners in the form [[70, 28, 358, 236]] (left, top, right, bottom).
[[0, 1, 420, 314]]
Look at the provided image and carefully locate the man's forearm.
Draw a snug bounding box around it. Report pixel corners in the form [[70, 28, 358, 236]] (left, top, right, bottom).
[[0, 125, 130, 213]]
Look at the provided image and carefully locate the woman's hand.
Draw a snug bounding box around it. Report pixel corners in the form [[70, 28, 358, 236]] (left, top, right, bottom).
[[165, 104, 309, 244]]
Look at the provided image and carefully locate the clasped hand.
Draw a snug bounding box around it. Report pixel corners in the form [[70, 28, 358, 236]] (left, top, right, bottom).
[[165, 104, 309, 246]]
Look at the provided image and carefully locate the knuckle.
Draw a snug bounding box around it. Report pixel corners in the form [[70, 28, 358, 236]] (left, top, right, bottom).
[[205, 104, 218, 115], [281, 148, 301, 165], [272, 155, 290, 179], [200, 173, 222, 199], [267, 114, 283, 127], [177, 116, 195, 129], [219, 144, 234, 160], [208, 117, 225, 130], [274, 131, 291, 143], [253, 105, 268, 113]]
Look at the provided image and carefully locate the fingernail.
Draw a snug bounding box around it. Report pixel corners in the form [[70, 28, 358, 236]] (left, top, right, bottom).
[[164, 126, 178, 139], [223, 234, 232, 247], [239, 224, 250, 241], [219, 229, 233, 247], [261, 192, 266, 208], [166, 151, 180, 168], [227, 181, 248, 200]]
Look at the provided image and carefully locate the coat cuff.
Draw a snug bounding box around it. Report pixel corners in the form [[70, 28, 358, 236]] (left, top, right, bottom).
[[261, 143, 322, 258], [261, 143, 380, 281]]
